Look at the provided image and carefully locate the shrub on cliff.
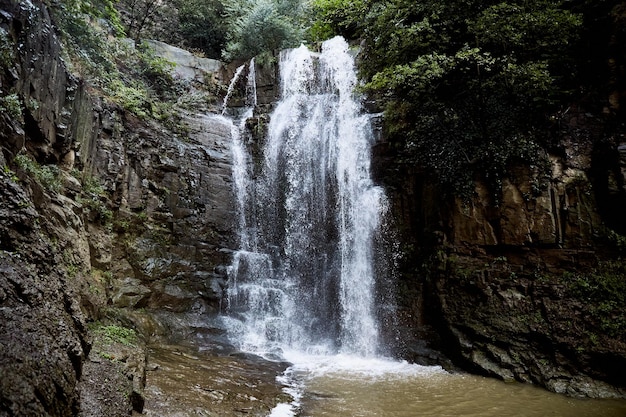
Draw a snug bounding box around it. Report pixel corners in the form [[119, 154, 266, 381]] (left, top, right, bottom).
[[13, 154, 62, 193], [222, 0, 306, 61]]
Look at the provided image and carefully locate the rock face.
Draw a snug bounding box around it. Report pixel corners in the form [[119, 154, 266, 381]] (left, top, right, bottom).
[[369, 7, 626, 393], [0, 180, 89, 416], [107, 111, 236, 312], [145, 40, 222, 85], [0, 0, 239, 413], [0, 0, 91, 415], [374, 104, 626, 398], [99, 111, 237, 315]]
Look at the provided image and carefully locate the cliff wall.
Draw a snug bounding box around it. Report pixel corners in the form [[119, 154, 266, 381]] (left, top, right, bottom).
[[375, 103, 626, 399], [369, 5, 626, 397], [0, 0, 241, 413]]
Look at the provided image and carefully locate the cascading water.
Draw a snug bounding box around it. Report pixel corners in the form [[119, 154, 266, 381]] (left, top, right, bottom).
[[225, 36, 388, 358], [216, 37, 626, 417], [221, 64, 246, 115]]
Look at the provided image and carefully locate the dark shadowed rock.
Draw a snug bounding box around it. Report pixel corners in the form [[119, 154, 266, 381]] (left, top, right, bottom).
[[375, 105, 626, 398], [0, 176, 89, 416]]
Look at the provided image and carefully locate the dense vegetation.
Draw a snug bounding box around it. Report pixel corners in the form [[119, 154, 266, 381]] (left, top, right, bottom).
[[312, 0, 623, 197], [113, 0, 308, 60], [109, 0, 621, 198], [46, 0, 310, 123]]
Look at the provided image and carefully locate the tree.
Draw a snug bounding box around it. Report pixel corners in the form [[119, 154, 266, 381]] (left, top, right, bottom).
[[222, 0, 306, 61], [309, 0, 366, 41], [117, 0, 166, 41], [174, 0, 228, 58]]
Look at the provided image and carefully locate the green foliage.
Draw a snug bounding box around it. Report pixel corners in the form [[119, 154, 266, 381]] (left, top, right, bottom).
[[90, 323, 138, 347], [174, 0, 228, 58], [313, 0, 583, 197], [115, 0, 307, 60], [0, 93, 23, 122], [62, 0, 125, 35], [78, 175, 113, 226], [82, 198, 112, 223], [116, 0, 166, 40], [83, 174, 106, 196], [606, 229, 626, 253], [566, 261, 626, 339], [52, 0, 125, 77], [62, 247, 80, 275], [2, 165, 20, 183], [95, 42, 177, 119], [223, 0, 306, 61], [13, 154, 62, 193], [0, 28, 14, 69], [135, 42, 176, 97], [309, 0, 366, 41], [65, 262, 80, 278], [107, 79, 151, 118], [52, 1, 184, 120]]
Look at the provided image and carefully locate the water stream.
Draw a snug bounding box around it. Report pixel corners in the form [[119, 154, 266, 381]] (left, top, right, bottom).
[[220, 37, 626, 416], [226, 37, 386, 359]]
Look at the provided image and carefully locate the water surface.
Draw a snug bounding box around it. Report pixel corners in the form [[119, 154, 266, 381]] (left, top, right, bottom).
[[272, 353, 626, 417]]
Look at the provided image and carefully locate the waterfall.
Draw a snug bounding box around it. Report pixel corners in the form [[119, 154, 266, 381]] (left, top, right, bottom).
[[246, 58, 257, 108], [226, 37, 387, 358], [221, 64, 246, 115]]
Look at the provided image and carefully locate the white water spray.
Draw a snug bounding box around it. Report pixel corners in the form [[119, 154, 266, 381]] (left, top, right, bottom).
[[246, 58, 257, 108], [226, 37, 387, 359], [221, 64, 246, 115]]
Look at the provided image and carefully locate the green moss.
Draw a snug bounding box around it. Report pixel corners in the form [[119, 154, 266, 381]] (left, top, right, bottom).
[[565, 260, 626, 339], [0, 28, 14, 69], [82, 174, 105, 195], [90, 323, 138, 347], [13, 154, 62, 193], [52, 2, 183, 121], [606, 229, 626, 253], [107, 79, 151, 118], [62, 248, 82, 278], [77, 175, 113, 226], [2, 165, 19, 183], [136, 42, 175, 91]]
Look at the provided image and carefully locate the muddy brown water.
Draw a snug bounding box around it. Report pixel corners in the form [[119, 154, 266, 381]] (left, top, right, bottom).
[[298, 371, 626, 417], [141, 346, 626, 417]]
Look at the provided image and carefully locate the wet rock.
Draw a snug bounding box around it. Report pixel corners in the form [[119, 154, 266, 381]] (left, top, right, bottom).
[[78, 322, 147, 417], [145, 39, 223, 85], [375, 106, 626, 397], [471, 350, 516, 382], [254, 59, 279, 106], [0, 0, 243, 413], [0, 186, 88, 415], [111, 277, 152, 308], [94, 110, 237, 315], [141, 344, 289, 417]]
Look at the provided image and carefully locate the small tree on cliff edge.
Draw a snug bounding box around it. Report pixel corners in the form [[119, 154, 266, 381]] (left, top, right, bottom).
[[222, 0, 306, 61]]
